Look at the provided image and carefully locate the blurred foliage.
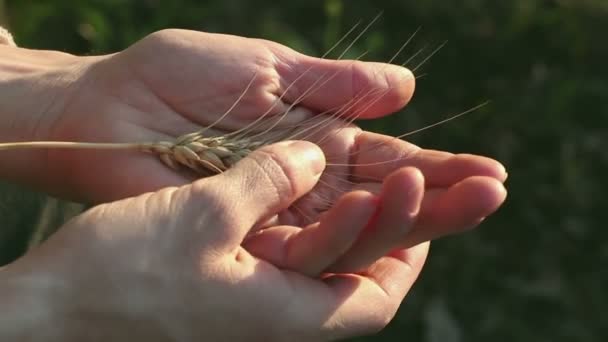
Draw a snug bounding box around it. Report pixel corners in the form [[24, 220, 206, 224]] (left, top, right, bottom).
[[1, 0, 607, 341]]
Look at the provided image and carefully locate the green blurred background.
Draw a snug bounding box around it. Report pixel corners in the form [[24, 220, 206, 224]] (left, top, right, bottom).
[[1, 0, 606, 341]]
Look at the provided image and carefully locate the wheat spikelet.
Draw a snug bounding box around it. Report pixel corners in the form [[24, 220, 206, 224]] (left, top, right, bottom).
[[143, 135, 263, 176]]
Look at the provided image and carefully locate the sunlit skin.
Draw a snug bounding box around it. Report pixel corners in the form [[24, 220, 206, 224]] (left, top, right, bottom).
[[0, 29, 507, 340]]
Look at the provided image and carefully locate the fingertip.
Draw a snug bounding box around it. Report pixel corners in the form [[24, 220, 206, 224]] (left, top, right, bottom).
[[382, 63, 416, 112], [453, 154, 508, 183], [248, 140, 326, 197], [421, 154, 508, 187], [425, 176, 507, 230], [382, 167, 425, 217], [281, 140, 326, 177], [463, 176, 507, 216], [340, 189, 380, 210], [275, 48, 416, 118], [349, 61, 416, 119], [385, 166, 425, 188], [481, 157, 508, 183]]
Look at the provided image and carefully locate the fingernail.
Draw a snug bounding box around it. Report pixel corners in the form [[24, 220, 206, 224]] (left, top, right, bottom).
[[286, 141, 326, 176], [405, 168, 424, 216], [494, 161, 508, 182]]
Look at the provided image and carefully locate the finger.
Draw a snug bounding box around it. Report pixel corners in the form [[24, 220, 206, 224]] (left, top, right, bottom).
[[293, 244, 428, 340], [178, 140, 325, 248], [326, 167, 424, 273], [335, 175, 505, 252], [244, 191, 377, 276], [350, 131, 508, 186], [269, 42, 415, 119], [340, 176, 507, 262], [400, 176, 507, 248]]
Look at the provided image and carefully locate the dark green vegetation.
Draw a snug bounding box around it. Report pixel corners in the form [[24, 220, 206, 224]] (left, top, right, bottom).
[[1, 0, 606, 341]]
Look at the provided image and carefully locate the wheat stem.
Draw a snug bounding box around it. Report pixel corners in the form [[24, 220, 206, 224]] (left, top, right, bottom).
[[0, 141, 146, 151]]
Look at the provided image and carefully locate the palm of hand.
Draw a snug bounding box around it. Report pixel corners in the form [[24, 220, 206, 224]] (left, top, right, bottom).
[[47, 30, 411, 206], [30, 148, 430, 340], [47, 29, 506, 255], [47, 31, 283, 199]]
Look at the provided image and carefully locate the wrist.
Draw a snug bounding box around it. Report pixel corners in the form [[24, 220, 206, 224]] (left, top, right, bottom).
[[0, 262, 69, 341], [0, 254, 158, 341], [1, 243, 173, 341]]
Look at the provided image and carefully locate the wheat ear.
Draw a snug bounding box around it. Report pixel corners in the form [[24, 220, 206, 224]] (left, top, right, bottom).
[[0, 131, 272, 177]]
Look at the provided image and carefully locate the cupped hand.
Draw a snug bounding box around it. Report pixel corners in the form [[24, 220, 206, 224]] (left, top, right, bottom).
[[42, 29, 504, 208], [42, 29, 410, 201], [5, 142, 430, 341], [32, 29, 507, 258]]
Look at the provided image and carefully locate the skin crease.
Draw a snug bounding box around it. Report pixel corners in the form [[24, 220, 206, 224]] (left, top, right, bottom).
[[0, 29, 508, 340]]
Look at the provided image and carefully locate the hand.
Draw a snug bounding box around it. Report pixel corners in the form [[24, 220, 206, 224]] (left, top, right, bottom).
[[0, 30, 504, 209], [1, 142, 431, 341]]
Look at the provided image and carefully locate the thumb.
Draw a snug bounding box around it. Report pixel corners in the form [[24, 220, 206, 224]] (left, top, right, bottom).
[[179, 140, 325, 249]]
